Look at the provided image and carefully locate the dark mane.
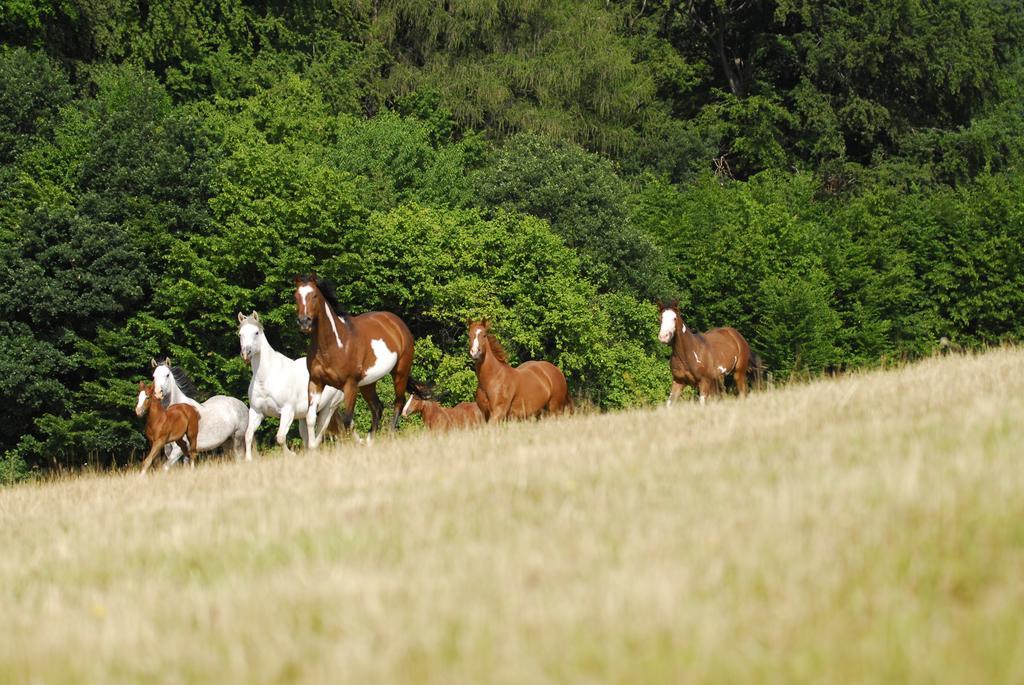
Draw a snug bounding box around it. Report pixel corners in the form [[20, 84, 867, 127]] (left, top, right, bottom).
[[486, 333, 508, 364], [316, 279, 356, 333], [170, 366, 204, 400]]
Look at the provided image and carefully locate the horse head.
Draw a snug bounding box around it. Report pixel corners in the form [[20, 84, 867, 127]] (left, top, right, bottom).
[[658, 299, 685, 343], [468, 319, 489, 361], [294, 274, 321, 334], [151, 357, 174, 397], [135, 380, 154, 417], [237, 311, 263, 363]]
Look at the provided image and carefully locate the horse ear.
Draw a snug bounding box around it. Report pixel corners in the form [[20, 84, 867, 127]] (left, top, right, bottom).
[[670, 298, 679, 309], [150, 358, 158, 369], [139, 380, 145, 390], [293, 274, 301, 286], [252, 311, 260, 322], [237, 312, 245, 324]]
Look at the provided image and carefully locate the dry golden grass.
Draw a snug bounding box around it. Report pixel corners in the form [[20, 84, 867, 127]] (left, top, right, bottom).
[[2, 349, 1024, 684]]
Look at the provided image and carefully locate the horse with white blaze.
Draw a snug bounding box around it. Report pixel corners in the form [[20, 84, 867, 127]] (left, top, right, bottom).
[[293, 274, 415, 445]]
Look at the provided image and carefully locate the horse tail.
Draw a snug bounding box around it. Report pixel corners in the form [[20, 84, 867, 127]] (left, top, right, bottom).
[[748, 350, 766, 391]]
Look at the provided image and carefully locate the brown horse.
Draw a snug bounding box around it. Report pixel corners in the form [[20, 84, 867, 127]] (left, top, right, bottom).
[[657, 300, 761, 404], [294, 274, 415, 444], [134, 381, 200, 475], [401, 382, 484, 431], [469, 320, 571, 422]]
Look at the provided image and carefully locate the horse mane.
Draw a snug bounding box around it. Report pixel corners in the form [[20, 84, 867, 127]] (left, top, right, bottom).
[[485, 332, 508, 364], [170, 366, 205, 400], [408, 379, 434, 399], [314, 278, 356, 333]]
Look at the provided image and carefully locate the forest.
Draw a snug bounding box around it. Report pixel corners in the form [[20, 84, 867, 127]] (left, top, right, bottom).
[[1, 0, 1022, 480]]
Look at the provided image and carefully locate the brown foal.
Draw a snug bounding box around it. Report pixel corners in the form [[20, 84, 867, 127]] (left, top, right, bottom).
[[401, 383, 484, 431], [135, 381, 200, 475]]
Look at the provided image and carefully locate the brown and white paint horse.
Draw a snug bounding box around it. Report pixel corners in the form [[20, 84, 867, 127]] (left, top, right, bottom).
[[657, 300, 760, 405], [135, 381, 200, 476], [294, 274, 415, 444], [401, 381, 484, 432], [469, 320, 572, 422]]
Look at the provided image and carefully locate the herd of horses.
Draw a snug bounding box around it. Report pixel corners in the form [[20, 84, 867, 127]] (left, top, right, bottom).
[[134, 275, 761, 474]]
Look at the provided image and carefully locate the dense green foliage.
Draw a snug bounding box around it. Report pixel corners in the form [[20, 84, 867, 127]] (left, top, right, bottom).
[[1, 0, 1021, 480]]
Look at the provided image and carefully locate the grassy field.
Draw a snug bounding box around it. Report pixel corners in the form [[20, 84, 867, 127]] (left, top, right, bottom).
[[2, 349, 1023, 684]]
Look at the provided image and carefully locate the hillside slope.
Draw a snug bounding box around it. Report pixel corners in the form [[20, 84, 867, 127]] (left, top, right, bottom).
[[2, 349, 1023, 683]]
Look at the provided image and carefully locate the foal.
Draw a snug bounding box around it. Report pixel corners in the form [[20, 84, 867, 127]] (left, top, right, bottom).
[[401, 383, 484, 431], [657, 301, 756, 404], [135, 381, 200, 476]]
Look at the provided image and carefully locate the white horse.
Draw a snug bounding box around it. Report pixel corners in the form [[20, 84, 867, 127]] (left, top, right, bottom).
[[151, 358, 249, 467], [237, 311, 344, 459]]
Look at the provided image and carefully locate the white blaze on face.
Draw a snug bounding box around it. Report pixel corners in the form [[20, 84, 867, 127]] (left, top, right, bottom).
[[359, 339, 398, 387], [658, 309, 677, 343], [135, 390, 147, 416], [470, 328, 483, 357], [297, 285, 314, 318], [402, 393, 416, 417]]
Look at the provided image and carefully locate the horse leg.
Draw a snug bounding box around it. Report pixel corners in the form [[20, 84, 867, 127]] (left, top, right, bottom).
[[275, 404, 296, 456], [488, 397, 512, 423], [667, 380, 684, 407], [164, 442, 185, 469], [185, 419, 199, 468], [140, 440, 165, 476], [734, 363, 749, 397], [298, 418, 310, 449], [245, 408, 263, 461], [698, 378, 715, 406], [306, 380, 326, 450], [339, 377, 361, 443], [175, 439, 194, 469], [359, 384, 384, 442]]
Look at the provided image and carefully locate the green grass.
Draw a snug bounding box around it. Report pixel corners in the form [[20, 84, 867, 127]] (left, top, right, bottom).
[[2, 349, 1024, 683]]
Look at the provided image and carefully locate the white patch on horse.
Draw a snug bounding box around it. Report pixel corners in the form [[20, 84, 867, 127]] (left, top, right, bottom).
[[693, 351, 701, 364], [718, 365, 727, 374], [360, 339, 398, 386], [658, 310, 676, 343], [324, 304, 343, 348]]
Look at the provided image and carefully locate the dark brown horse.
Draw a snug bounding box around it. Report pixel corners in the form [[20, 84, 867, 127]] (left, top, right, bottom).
[[469, 320, 571, 422], [401, 382, 484, 431], [657, 300, 761, 404], [135, 381, 200, 475], [294, 274, 415, 444]]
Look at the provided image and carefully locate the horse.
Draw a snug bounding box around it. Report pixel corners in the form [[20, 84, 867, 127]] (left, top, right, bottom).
[[151, 358, 249, 466], [468, 319, 572, 422], [293, 274, 415, 445], [238, 311, 345, 459], [657, 300, 762, 405], [134, 381, 200, 476], [401, 381, 484, 431]]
